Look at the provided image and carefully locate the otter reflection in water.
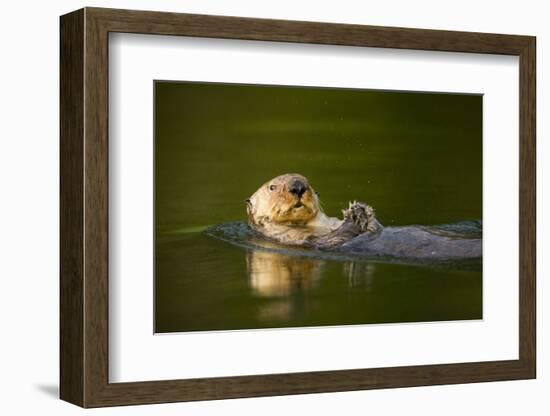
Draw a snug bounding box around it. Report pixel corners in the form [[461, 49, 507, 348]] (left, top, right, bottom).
[[246, 250, 323, 297], [246, 250, 323, 321], [246, 173, 481, 260], [245, 249, 375, 321]]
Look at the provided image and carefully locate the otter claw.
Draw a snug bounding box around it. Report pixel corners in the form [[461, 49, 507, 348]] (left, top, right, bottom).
[[342, 201, 374, 233]]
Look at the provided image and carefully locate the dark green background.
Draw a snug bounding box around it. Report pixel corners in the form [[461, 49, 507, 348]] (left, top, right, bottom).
[[155, 81, 482, 333]]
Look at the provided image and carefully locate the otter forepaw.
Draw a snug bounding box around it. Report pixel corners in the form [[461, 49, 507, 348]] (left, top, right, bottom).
[[342, 201, 375, 233]]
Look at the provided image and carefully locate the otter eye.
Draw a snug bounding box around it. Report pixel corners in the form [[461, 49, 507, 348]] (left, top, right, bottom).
[[269, 185, 276, 191]]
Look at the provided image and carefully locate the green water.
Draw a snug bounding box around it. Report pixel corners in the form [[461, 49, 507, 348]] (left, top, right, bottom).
[[155, 81, 482, 333]]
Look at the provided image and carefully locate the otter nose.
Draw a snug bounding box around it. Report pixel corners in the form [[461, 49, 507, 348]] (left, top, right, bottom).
[[289, 180, 307, 197]]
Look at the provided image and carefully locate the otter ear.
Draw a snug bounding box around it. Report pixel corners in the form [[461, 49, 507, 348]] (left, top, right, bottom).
[[245, 198, 254, 216]]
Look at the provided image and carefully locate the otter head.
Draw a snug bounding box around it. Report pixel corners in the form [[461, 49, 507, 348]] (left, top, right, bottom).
[[246, 173, 321, 228]]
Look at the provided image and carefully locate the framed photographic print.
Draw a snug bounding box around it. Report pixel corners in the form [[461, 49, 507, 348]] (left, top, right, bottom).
[[60, 7, 536, 407]]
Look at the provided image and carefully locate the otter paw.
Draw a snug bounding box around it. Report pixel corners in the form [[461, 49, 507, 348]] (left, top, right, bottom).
[[342, 201, 375, 233]]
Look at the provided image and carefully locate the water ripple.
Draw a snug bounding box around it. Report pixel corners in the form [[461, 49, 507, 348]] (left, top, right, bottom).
[[204, 220, 482, 270]]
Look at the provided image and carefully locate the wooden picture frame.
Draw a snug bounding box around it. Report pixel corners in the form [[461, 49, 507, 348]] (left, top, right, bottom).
[[60, 7, 536, 408]]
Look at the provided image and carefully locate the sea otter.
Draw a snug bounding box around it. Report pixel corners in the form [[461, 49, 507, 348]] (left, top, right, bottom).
[[246, 173, 481, 260]]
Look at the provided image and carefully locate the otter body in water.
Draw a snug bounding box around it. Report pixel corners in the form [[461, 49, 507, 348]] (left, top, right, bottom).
[[246, 173, 481, 260]]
